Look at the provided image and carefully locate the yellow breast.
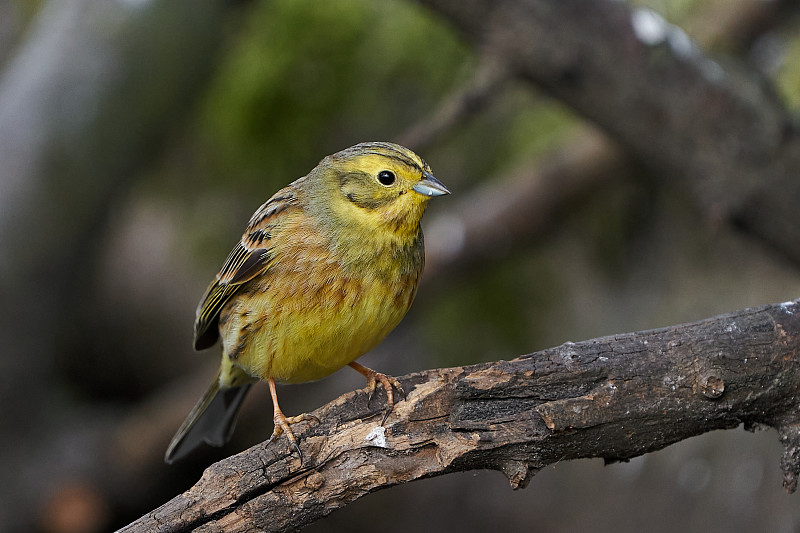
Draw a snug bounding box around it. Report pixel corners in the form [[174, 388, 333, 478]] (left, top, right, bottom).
[[217, 238, 421, 384]]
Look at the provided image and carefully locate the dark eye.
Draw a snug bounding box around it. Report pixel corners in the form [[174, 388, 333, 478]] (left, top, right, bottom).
[[377, 170, 395, 186]]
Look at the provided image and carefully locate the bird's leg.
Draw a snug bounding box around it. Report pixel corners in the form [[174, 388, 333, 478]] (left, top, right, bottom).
[[348, 361, 405, 424], [266, 378, 318, 461]]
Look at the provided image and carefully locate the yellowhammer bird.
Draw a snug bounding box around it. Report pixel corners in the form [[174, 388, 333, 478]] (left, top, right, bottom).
[[165, 142, 449, 463]]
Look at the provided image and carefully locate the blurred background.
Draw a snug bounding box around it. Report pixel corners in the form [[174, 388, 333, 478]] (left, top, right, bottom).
[[2, 0, 800, 531]]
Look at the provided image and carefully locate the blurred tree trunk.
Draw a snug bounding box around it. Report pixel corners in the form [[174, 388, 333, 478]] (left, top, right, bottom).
[[0, 0, 241, 530], [416, 0, 800, 267]]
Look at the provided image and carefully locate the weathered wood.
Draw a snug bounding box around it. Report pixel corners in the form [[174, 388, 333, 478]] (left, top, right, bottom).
[[121, 299, 800, 532]]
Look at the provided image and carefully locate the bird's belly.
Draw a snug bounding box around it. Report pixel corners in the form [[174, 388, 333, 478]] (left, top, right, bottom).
[[220, 272, 416, 384]]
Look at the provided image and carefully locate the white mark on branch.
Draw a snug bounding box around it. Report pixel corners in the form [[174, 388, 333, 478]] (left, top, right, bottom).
[[559, 342, 578, 370], [630, 7, 724, 83], [664, 375, 687, 391], [631, 8, 693, 58], [666, 25, 693, 58], [365, 426, 387, 448], [631, 8, 668, 46]]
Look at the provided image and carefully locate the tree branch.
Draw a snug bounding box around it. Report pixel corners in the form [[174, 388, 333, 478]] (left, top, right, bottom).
[[397, 47, 511, 151], [121, 299, 800, 532], [415, 0, 800, 268], [422, 128, 630, 285], [418, 0, 800, 286]]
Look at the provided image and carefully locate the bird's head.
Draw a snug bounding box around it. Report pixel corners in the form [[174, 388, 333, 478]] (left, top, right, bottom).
[[312, 142, 449, 239]]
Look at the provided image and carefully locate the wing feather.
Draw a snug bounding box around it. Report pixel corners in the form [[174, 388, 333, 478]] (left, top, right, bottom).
[[192, 188, 298, 350]]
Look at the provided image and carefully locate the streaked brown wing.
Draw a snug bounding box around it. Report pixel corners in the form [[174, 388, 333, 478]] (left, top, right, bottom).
[[193, 243, 272, 350], [192, 187, 298, 351], [193, 281, 235, 350]]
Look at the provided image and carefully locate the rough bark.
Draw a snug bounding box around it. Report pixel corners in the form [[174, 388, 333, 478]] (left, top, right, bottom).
[[414, 0, 800, 268], [121, 298, 800, 532]]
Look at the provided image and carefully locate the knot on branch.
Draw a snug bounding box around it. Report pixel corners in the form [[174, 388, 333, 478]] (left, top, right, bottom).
[[698, 374, 725, 399], [499, 460, 537, 490]]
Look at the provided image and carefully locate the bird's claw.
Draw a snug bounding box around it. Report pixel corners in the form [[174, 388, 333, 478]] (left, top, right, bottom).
[[348, 362, 405, 425], [269, 412, 319, 463], [365, 372, 404, 408]]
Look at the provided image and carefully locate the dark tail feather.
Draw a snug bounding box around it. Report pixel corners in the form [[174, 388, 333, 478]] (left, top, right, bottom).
[[164, 370, 252, 464]]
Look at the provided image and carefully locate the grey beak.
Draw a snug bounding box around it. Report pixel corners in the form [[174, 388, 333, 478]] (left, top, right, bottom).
[[412, 172, 450, 197]]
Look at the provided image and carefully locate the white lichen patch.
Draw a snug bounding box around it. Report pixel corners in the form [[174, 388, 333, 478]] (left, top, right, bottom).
[[630, 7, 725, 83], [364, 426, 387, 448], [631, 8, 669, 46]]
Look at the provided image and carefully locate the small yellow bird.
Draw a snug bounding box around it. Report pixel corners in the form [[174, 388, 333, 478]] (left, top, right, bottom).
[[165, 142, 449, 463]]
